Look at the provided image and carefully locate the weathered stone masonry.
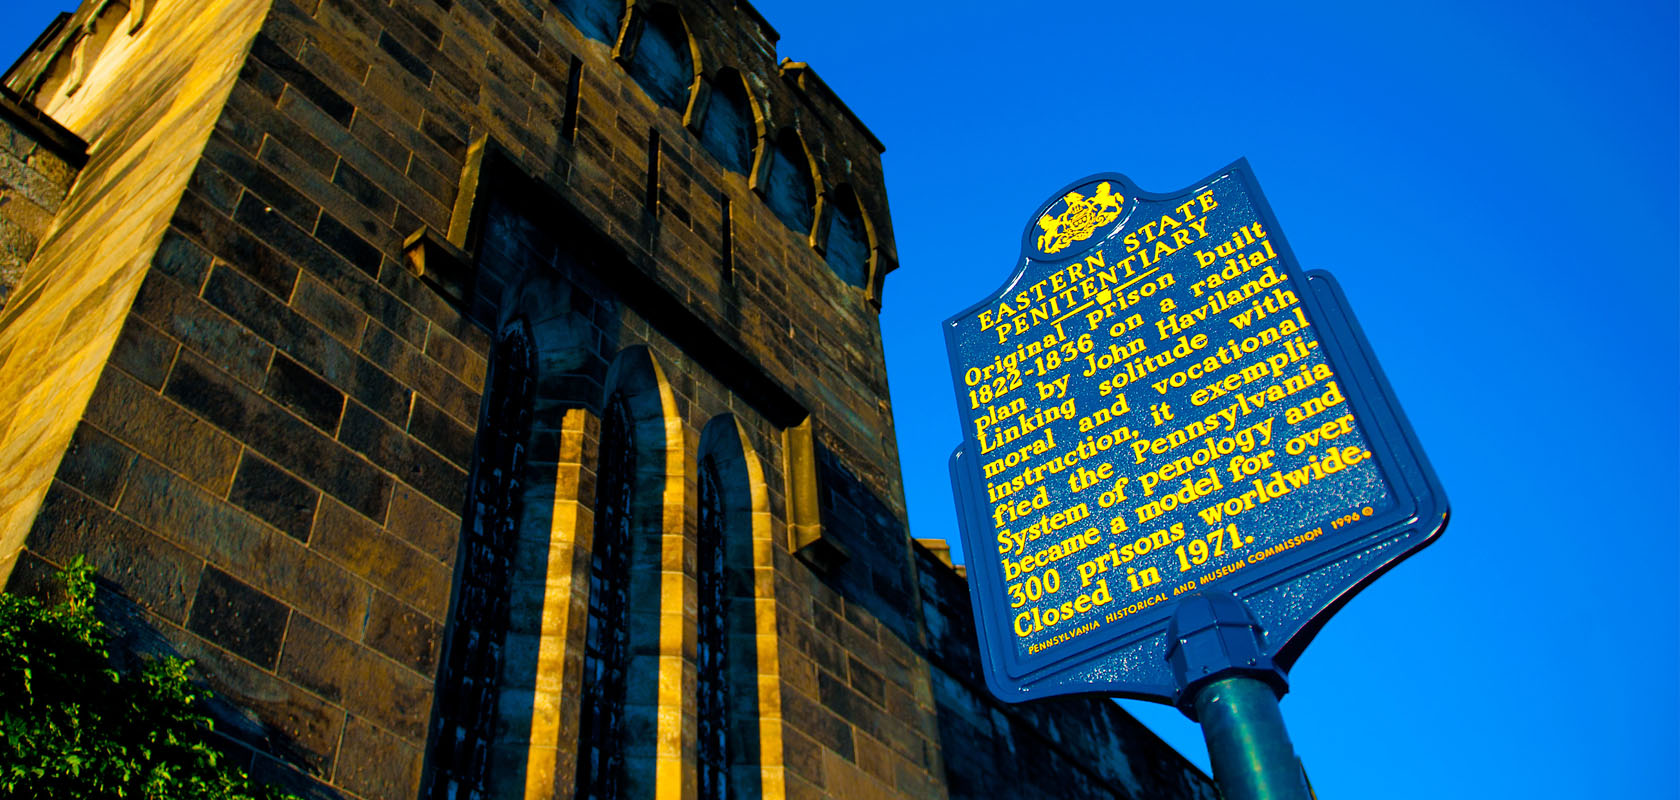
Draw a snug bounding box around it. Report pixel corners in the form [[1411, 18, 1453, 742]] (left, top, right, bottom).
[[0, 1, 1216, 799]]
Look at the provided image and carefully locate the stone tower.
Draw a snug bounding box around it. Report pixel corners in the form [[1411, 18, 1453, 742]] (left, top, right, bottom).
[[0, 1, 1217, 798]]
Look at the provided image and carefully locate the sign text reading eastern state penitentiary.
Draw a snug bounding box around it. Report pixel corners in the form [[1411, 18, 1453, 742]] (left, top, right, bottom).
[[945, 167, 1392, 668]]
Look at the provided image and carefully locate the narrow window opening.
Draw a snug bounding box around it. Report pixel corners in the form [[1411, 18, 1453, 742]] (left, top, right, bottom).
[[425, 322, 536, 799], [763, 131, 815, 235], [719, 192, 733, 283], [824, 190, 871, 288], [696, 456, 730, 800], [698, 72, 754, 174], [645, 128, 661, 213], [562, 57, 583, 143], [624, 7, 693, 112], [576, 395, 635, 800]]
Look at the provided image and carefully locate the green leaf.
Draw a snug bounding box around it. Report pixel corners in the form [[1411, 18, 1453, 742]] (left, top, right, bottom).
[[0, 556, 303, 800]]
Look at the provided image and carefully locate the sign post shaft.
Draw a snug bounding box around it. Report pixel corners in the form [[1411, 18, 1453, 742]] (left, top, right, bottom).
[[1193, 676, 1312, 800]]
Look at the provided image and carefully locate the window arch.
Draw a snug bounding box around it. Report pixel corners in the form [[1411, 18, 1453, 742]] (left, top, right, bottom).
[[823, 187, 873, 288], [695, 453, 729, 799], [761, 130, 816, 235], [426, 319, 536, 800], [624, 5, 695, 112], [694, 416, 767, 800], [575, 345, 683, 800], [553, 0, 624, 44], [576, 392, 635, 800], [698, 70, 757, 175]]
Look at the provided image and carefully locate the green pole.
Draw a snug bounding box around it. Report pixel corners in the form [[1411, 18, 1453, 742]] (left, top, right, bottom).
[[1167, 592, 1313, 800], [1192, 676, 1312, 800]]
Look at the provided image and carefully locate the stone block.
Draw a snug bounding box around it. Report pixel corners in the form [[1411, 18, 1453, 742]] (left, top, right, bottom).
[[311, 495, 450, 619], [56, 422, 136, 505], [423, 324, 487, 391], [84, 366, 242, 496], [363, 588, 441, 674], [263, 351, 347, 433], [203, 264, 413, 426], [229, 451, 321, 542], [131, 270, 273, 388], [187, 564, 291, 669], [213, 100, 265, 155], [336, 400, 467, 511], [117, 455, 365, 636], [346, 112, 412, 179], [313, 210, 383, 278], [822, 747, 895, 800], [847, 655, 886, 706], [201, 135, 321, 230], [377, 30, 434, 85], [172, 190, 301, 301], [168, 623, 347, 777], [384, 481, 460, 565], [405, 155, 453, 206], [335, 716, 423, 800], [0, 147, 65, 209], [359, 321, 479, 425], [250, 32, 356, 126], [277, 89, 450, 227], [817, 668, 880, 741], [163, 349, 393, 520], [151, 228, 214, 291], [291, 272, 367, 348], [331, 159, 397, 220], [280, 613, 435, 740], [26, 481, 201, 623], [107, 315, 178, 389], [780, 686, 853, 763], [406, 393, 474, 468], [232, 191, 369, 286]]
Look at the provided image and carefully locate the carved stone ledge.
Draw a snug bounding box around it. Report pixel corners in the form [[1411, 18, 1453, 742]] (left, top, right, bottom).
[[783, 419, 849, 572], [402, 226, 472, 308]]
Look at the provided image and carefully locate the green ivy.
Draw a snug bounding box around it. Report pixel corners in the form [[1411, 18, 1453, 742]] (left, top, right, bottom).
[[0, 557, 299, 799]]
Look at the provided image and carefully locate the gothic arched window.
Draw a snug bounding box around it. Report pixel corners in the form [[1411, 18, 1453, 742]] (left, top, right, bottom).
[[696, 455, 730, 800], [625, 7, 693, 112], [576, 394, 636, 800], [699, 72, 755, 175], [554, 0, 624, 43], [763, 131, 815, 235], [824, 189, 871, 288], [427, 322, 536, 799]]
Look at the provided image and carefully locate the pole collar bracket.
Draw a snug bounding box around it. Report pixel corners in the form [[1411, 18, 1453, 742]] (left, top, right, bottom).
[[1166, 591, 1290, 719]]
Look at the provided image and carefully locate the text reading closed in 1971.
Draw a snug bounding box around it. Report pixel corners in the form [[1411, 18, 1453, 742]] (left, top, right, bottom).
[[953, 174, 1391, 660]]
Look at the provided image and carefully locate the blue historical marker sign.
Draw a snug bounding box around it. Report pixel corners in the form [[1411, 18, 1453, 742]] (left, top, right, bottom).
[[944, 160, 1448, 705]]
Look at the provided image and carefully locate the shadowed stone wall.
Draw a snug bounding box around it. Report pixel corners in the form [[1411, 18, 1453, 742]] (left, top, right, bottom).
[[0, 1, 1217, 798]]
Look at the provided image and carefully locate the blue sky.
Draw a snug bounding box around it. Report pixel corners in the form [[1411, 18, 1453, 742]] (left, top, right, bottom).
[[743, 2, 1677, 795], [4, 1, 1676, 797]]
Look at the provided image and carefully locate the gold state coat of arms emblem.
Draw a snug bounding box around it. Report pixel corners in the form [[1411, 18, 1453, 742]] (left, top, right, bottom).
[[1036, 181, 1124, 255]]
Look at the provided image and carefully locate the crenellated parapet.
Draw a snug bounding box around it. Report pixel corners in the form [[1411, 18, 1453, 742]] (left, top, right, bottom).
[[591, 0, 898, 303]]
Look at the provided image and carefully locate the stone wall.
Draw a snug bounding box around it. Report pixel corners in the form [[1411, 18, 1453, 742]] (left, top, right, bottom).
[[0, 88, 83, 310], [0, 1, 1216, 798], [0, 0, 278, 591], [915, 542, 1219, 800]]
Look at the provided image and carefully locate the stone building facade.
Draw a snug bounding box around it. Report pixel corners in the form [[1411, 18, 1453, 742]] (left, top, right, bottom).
[[0, 1, 1217, 798]]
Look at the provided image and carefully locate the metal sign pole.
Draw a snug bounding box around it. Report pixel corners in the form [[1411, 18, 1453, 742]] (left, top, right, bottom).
[[1168, 592, 1311, 800], [1193, 676, 1311, 800]]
